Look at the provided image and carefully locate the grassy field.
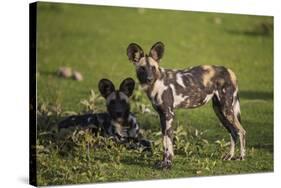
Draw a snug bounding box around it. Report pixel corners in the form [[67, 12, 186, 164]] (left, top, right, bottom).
[[36, 2, 273, 186]]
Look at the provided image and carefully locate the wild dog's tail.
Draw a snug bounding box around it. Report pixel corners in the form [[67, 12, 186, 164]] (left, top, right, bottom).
[[233, 93, 242, 123]]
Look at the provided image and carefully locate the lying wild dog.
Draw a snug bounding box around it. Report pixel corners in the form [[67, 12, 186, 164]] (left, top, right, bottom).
[[127, 42, 246, 168], [59, 78, 151, 150]]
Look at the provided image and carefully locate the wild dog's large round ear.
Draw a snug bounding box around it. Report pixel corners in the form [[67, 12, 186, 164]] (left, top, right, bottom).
[[119, 77, 135, 97], [127, 43, 144, 64], [149, 41, 165, 62], [98, 79, 115, 98]]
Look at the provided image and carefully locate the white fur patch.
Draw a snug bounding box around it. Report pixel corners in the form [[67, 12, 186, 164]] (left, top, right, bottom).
[[232, 88, 241, 119], [111, 121, 126, 137], [168, 107, 174, 117], [166, 119, 173, 129], [183, 72, 193, 76], [176, 73, 186, 88], [203, 93, 214, 103], [163, 135, 174, 157], [233, 99, 241, 118], [229, 134, 235, 156], [150, 79, 168, 105], [214, 90, 220, 101], [232, 88, 238, 106], [170, 84, 188, 108]]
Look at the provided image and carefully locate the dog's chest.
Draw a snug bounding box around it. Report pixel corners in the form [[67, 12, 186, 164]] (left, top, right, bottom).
[[148, 79, 168, 105]]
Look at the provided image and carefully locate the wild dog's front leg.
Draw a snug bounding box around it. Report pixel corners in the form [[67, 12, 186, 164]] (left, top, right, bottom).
[[156, 110, 174, 169]]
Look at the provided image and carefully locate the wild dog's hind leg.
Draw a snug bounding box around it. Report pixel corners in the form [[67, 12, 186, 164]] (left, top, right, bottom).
[[213, 89, 246, 160], [156, 109, 174, 169], [233, 95, 246, 160], [212, 95, 238, 160]]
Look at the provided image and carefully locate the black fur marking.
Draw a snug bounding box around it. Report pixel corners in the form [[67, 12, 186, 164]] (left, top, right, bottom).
[[99, 79, 115, 98], [212, 95, 238, 143], [59, 113, 139, 139], [137, 66, 149, 84], [59, 113, 112, 136], [119, 77, 135, 97]]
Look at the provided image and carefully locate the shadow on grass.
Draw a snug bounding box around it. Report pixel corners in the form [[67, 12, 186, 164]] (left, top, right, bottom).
[[251, 143, 273, 153], [226, 29, 272, 37], [239, 90, 273, 100], [225, 22, 273, 37]]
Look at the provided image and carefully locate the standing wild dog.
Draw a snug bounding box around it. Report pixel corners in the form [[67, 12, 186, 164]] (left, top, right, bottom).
[[59, 78, 151, 150], [127, 42, 246, 168]]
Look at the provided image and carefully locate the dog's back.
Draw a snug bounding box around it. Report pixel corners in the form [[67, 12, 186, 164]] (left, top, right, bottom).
[[58, 113, 113, 136], [157, 65, 238, 109]]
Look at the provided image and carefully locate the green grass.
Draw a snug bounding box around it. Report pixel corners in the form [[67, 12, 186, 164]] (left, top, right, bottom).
[[36, 2, 273, 186]]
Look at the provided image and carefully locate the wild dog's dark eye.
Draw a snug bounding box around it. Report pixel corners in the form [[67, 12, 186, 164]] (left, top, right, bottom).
[[152, 66, 156, 72], [139, 66, 146, 72]]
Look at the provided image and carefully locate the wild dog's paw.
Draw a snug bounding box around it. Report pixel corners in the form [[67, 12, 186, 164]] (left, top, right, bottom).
[[155, 160, 172, 169]]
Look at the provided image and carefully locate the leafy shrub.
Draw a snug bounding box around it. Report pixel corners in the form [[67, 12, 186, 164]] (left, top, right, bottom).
[[36, 91, 240, 185]]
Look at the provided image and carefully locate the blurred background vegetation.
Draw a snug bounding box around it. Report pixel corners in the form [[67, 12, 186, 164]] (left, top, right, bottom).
[[36, 2, 273, 186]]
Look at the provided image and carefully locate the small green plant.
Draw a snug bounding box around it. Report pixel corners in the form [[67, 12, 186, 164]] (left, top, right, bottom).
[[131, 85, 157, 116], [172, 122, 210, 158], [80, 90, 104, 113]]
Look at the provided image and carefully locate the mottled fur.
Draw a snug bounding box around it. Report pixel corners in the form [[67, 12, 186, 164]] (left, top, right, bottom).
[[127, 42, 246, 168], [59, 78, 151, 149]]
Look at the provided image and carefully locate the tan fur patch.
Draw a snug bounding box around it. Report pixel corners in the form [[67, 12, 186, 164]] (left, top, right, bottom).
[[201, 65, 215, 87], [138, 57, 161, 78], [148, 57, 161, 78], [140, 84, 149, 91], [111, 120, 124, 136], [148, 57, 160, 68], [227, 68, 237, 85], [138, 57, 147, 66], [138, 57, 159, 67], [167, 71, 174, 79]]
